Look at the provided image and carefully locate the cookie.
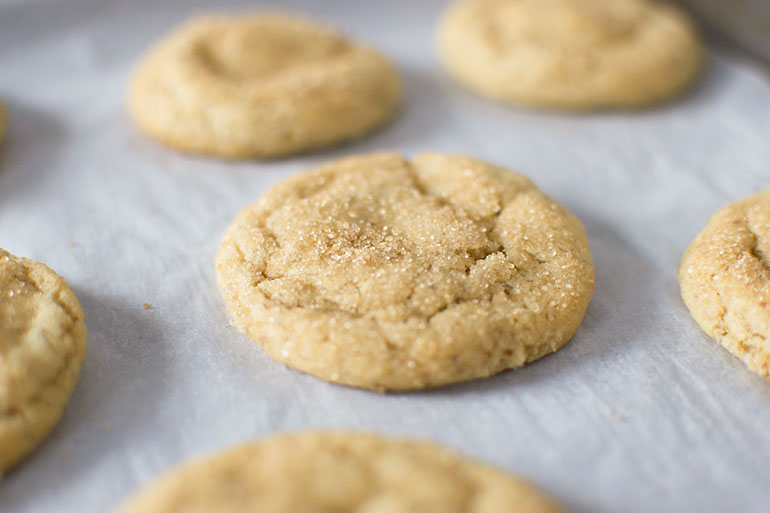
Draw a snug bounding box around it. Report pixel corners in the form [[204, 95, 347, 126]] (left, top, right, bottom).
[[115, 431, 568, 513], [0, 249, 87, 470], [436, 0, 702, 109], [128, 13, 401, 159], [679, 190, 770, 380], [216, 152, 594, 391]]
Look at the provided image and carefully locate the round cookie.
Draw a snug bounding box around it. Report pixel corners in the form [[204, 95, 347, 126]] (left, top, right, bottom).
[[679, 190, 770, 380], [128, 13, 401, 159], [115, 431, 568, 513], [436, 0, 702, 110], [0, 249, 87, 471], [216, 152, 594, 391]]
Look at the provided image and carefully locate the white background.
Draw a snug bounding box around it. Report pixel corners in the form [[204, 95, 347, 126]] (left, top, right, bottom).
[[1, 1, 769, 511]]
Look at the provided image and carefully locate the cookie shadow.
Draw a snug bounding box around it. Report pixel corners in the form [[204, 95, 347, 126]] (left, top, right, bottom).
[[0, 291, 170, 510], [414, 209, 659, 397], [442, 51, 718, 125], [0, 98, 68, 210]]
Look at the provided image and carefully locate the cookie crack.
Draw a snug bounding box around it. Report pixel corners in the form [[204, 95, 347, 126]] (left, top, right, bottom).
[[252, 228, 540, 322], [404, 158, 548, 282], [712, 286, 729, 339], [406, 164, 456, 213], [711, 285, 767, 357], [746, 221, 770, 272], [239, 162, 555, 325], [254, 218, 507, 320], [234, 238, 267, 287], [51, 293, 78, 326]]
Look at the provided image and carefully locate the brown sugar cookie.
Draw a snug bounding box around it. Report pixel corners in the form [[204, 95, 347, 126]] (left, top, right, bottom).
[[215, 152, 594, 391], [679, 190, 770, 380], [437, 0, 702, 110], [0, 249, 87, 470], [128, 13, 401, 159], [115, 431, 569, 513]]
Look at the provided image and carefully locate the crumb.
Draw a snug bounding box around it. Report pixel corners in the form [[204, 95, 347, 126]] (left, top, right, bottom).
[[143, 303, 152, 310]]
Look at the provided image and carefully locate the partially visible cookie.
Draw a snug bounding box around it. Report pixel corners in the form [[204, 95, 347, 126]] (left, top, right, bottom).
[[0, 249, 88, 471], [437, 0, 702, 109], [115, 431, 568, 513], [679, 190, 770, 380], [128, 13, 401, 159], [216, 151, 594, 391]]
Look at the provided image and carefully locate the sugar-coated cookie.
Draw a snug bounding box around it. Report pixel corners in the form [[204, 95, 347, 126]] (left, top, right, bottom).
[[128, 13, 401, 159], [115, 431, 568, 513], [437, 0, 702, 109], [216, 152, 594, 391], [680, 190, 770, 380], [0, 249, 87, 470]]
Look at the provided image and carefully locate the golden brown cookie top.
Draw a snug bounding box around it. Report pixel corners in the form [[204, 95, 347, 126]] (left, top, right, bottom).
[[0, 249, 88, 470], [437, 0, 702, 109], [681, 190, 770, 292], [216, 152, 594, 390], [679, 190, 770, 379], [478, 0, 649, 47], [115, 432, 568, 513], [128, 13, 401, 159], [179, 14, 352, 81], [223, 152, 586, 320]]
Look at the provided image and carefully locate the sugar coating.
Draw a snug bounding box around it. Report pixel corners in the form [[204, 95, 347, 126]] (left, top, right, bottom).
[[679, 190, 770, 380], [0, 249, 87, 471], [115, 431, 568, 513], [436, 0, 702, 109], [128, 13, 401, 159], [216, 152, 594, 391]]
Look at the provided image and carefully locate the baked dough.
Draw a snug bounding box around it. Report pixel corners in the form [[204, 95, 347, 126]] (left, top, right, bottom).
[[128, 13, 401, 159], [115, 431, 568, 513], [0, 249, 87, 471], [216, 152, 594, 391], [437, 0, 702, 109], [679, 190, 770, 379]]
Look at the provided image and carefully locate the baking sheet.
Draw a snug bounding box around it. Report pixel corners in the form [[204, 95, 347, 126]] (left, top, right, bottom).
[[1, 0, 770, 512]]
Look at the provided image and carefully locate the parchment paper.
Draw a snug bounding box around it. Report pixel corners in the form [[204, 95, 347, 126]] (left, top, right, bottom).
[[1, 1, 769, 512]]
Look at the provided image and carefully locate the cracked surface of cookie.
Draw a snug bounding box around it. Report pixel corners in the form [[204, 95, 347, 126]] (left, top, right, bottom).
[[115, 431, 568, 513], [128, 12, 401, 159], [0, 249, 87, 471], [679, 190, 770, 380], [216, 152, 594, 390], [436, 0, 702, 109]]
